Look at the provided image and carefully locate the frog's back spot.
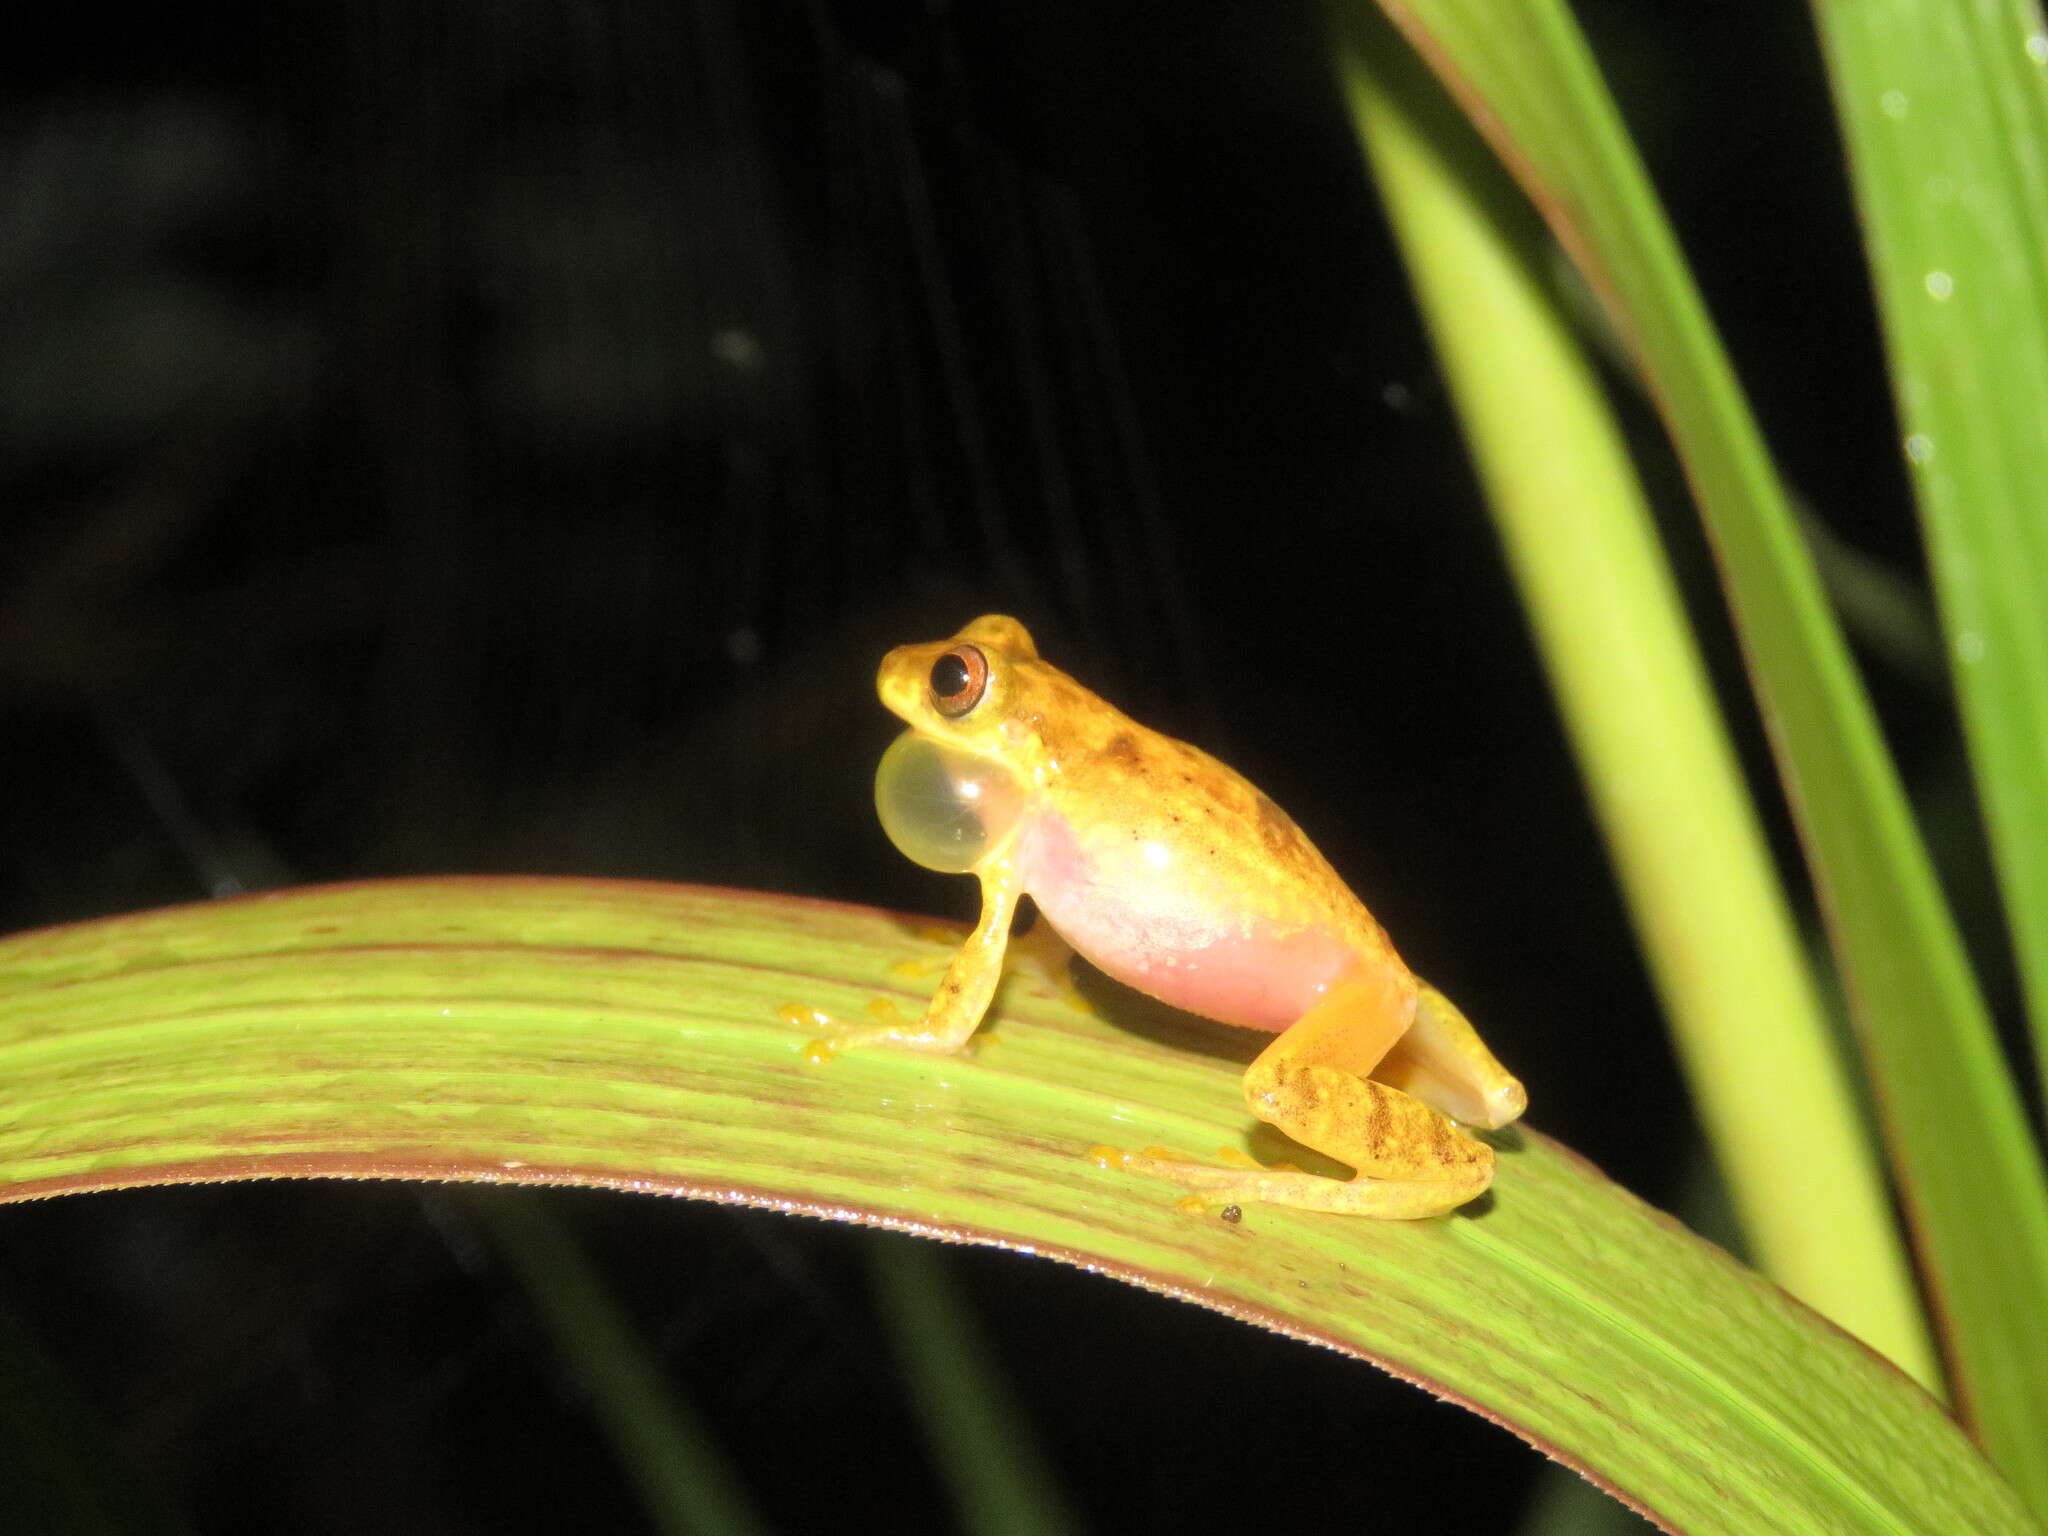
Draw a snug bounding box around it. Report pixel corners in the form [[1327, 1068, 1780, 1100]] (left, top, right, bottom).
[[1254, 794, 1294, 850]]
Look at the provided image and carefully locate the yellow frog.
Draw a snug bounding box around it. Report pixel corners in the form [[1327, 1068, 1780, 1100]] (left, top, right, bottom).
[[838, 614, 1525, 1218]]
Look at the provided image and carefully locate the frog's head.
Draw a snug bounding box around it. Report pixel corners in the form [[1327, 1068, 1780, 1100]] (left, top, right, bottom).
[[873, 615, 1044, 873], [876, 613, 1048, 753]]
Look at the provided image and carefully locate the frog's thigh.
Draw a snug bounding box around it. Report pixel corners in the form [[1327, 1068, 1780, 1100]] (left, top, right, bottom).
[[1126, 969, 1493, 1218], [1373, 980, 1527, 1130], [1247, 970, 1490, 1211], [1241, 1009, 1493, 1209]]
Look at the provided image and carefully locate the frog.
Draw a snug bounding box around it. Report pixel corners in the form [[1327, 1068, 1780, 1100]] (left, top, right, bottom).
[[833, 614, 1525, 1218]]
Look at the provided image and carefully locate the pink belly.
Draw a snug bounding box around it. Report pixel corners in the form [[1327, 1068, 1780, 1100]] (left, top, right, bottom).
[[1017, 812, 1355, 1032]]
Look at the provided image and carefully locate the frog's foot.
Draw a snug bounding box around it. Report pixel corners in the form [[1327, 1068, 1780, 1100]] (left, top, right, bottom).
[[1111, 1051, 1499, 1218], [1248, 1061, 1495, 1217], [1115, 1124, 1490, 1220], [780, 1001, 983, 1063]]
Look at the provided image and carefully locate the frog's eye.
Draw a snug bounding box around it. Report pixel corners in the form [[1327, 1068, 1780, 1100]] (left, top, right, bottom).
[[928, 645, 989, 718]]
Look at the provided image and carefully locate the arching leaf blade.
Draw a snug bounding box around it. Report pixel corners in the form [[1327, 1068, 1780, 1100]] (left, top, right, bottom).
[[0, 879, 2027, 1534]]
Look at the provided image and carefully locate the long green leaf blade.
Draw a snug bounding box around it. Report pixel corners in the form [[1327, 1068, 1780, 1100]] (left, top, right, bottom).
[[867, 1237, 1080, 1536], [476, 1192, 771, 1536], [1365, 0, 2048, 1501], [0, 879, 2029, 1534], [1329, 4, 1934, 1387], [1809, 0, 2048, 1102]]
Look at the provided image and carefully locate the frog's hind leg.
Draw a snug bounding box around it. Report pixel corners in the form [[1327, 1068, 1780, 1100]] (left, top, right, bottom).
[[1374, 981, 1527, 1131], [1125, 968, 1495, 1219]]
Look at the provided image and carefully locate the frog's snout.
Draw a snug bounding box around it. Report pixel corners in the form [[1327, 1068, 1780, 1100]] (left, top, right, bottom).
[[876, 642, 937, 722]]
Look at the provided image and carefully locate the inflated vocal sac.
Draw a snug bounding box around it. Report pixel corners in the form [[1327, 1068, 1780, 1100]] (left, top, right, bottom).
[[874, 730, 1027, 874]]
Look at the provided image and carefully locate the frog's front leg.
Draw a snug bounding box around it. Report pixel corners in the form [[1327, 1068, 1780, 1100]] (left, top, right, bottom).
[[1130, 965, 1497, 1218], [818, 858, 1023, 1056]]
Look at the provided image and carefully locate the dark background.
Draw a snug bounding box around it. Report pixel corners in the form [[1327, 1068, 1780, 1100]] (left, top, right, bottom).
[[0, 2, 1957, 1531]]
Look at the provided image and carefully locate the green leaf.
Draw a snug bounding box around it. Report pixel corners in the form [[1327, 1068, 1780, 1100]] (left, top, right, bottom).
[[475, 1191, 771, 1536], [0, 879, 2028, 1534], [1809, 0, 2048, 1102], [866, 1236, 1081, 1536], [1328, 4, 1933, 1388], [1361, 0, 2048, 1503]]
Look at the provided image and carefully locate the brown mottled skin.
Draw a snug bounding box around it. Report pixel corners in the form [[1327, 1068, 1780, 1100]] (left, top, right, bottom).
[[836, 614, 1525, 1219]]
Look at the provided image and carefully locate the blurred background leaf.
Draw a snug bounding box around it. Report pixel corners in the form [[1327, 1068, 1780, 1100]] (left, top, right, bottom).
[[1811, 1, 2048, 1108], [1332, 0, 1932, 1387], [1364, 0, 2048, 1509]]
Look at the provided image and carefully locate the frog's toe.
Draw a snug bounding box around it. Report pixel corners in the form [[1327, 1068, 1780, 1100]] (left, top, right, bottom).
[[800, 1022, 905, 1059], [788, 1011, 981, 1061], [1115, 1148, 1485, 1219]]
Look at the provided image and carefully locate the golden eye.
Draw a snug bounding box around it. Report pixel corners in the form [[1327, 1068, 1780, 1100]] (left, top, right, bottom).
[[927, 644, 989, 718]]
